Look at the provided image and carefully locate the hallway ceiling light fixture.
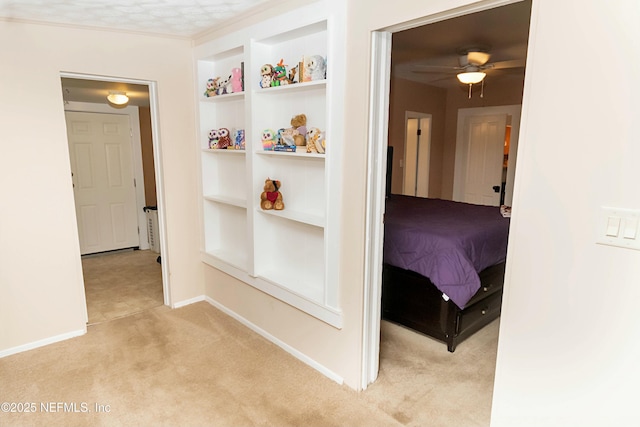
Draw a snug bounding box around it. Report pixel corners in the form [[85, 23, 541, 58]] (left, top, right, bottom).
[[107, 91, 129, 105]]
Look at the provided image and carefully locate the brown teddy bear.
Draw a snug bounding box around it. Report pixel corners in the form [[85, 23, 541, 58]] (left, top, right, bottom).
[[260, 178, 284, 210], [290, 114, 307, 146]]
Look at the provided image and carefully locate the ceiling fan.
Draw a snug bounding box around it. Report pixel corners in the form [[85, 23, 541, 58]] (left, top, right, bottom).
[[411, 48, 526, 97]]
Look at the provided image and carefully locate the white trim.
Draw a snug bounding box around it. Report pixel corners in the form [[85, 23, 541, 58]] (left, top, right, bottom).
[[171, 295, 206, 309], [146, 81, 171, 307], [204, 296, 344, 385], [60, 72, 172, 307], [361, 30, 392, 390], [0, 328, 86, 358]]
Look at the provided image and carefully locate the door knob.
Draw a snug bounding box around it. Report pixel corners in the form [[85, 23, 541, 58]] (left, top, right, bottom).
[[492, 185, 500, 193]]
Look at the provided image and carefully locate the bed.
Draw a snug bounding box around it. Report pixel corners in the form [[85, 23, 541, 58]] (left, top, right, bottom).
[[382, 194, 510, 352]]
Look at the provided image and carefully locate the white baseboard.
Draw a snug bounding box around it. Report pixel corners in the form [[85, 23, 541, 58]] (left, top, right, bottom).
[[171, 295, 206, 309], [204, 296, 344, 385], [0, 328, 86, 359]]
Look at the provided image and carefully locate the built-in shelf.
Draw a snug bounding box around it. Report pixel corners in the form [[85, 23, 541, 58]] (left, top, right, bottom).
[[204, 194, 247, 208], [257, 207, 324, 228], [194, 6, 342, 328], [201, 91, 245, 102], [255, 150, 325, 160]]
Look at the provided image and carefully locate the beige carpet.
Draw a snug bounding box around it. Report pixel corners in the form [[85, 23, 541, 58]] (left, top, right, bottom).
[[82, 249, 163, 324], [0, 300, 498, 427]]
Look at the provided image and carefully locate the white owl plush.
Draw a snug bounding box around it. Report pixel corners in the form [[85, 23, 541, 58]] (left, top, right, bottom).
[[303, 55, 326, 81]]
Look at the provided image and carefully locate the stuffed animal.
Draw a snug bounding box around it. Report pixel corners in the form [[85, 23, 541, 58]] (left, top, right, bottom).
[[290, 114, 307, 146], [262, 129, 277, 150], [217, 128, 232, 149], [260, 64, 273, 88], [288, 64, 298, 84], [234, 129, 245, 150], [231, 67, 243, 93], [204, 78, 219, 97], [304, 55, 326, 81], [306, 127, 325, 154], [271, 59, 289, 86], [217, 76, 229, 95], [279, 127, 296, 146], [260, 178, 284, 210], [223, 75, 234, 94], [208, 129, 220, 149]]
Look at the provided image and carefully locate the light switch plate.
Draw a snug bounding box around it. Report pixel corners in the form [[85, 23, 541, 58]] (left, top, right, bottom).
[[597, 207, 640, 250]]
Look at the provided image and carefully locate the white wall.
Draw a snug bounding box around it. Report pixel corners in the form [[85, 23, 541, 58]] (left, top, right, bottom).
[[0, 21, 202, 354], [491, 1, 640, 425]]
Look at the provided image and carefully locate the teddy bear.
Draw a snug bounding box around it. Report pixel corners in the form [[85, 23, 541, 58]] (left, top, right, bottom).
[[260, 178, 284, 210], [262, 129, 277, 150], [306, 127, 325, 154], [217, 128, 232, 149], [290, 114, 307, 146], [303, 55, 326, 81], [204, 78, 219, 97], [260, 64, 273, 88]]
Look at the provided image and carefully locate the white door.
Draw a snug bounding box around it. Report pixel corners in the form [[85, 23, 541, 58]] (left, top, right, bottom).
[[402, 114, 432, 197], [66, 111, 140, 255], [461, 114, 506, 206]]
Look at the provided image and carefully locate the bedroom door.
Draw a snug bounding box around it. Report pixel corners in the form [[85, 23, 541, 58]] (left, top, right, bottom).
[[66, 111, 140, 255], [402, 113, 432, 197], [457, 114, 507, 206]]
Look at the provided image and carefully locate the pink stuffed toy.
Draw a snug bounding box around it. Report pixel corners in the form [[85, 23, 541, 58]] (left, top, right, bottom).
[[231, 67, 243, 93]]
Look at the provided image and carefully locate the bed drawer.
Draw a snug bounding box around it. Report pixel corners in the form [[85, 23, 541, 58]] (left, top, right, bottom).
[[457, 291, 502, 335], [465, 263, 505, 306]]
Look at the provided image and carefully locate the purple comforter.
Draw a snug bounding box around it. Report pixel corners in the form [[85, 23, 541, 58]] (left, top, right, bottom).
[[383, 195, 510, 309]]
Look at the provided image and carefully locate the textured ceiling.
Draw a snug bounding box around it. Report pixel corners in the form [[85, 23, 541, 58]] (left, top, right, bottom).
[[0, 0, 267, 37], [8, 0, 531, 104]]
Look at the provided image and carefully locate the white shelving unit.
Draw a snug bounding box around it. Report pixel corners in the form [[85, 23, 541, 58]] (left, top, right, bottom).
[[194, 2, 343, 328]]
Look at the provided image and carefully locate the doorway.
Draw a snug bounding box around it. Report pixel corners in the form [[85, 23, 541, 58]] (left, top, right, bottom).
[[61, 73, 171, 321], [362, 0, 531, 390], [402, 112, 432, 197], [453, 105, 522, 207]]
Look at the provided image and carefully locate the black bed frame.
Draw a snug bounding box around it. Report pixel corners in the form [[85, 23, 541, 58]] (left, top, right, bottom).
[[381, 262, 505, 352]]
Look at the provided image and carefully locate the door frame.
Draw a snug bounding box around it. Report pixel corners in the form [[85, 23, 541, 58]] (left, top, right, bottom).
[[60, 72, 172, 307], [452, 105, 521, 206], [362, 0, 525, 389]]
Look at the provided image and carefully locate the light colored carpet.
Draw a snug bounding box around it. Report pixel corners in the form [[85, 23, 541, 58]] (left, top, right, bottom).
[[82, 249, 163, 324], [0, 301, 499, 427]]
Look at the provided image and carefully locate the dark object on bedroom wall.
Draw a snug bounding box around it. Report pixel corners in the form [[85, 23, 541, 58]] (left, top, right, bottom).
[[386, 146, 393, 198]]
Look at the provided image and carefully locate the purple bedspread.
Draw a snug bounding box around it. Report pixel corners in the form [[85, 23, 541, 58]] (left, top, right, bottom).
[[383, 195, 510, 309]]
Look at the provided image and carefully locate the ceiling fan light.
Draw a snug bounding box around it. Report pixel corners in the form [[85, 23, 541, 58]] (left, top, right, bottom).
[[457, 71, 486, 85], [107, 91, 129, 105]]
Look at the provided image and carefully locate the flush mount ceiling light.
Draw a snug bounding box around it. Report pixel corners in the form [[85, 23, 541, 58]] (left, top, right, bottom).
[[107, 91, 129, 105]]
